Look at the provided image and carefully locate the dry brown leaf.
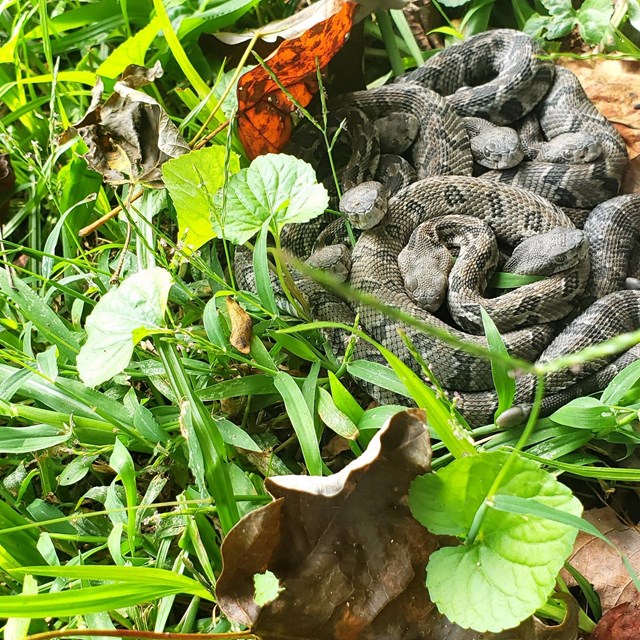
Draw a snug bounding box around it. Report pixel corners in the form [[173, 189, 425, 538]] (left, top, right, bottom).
[[564, 508, 640, 613], [236, 1, 357, 158], [558, 59, 640, 193], [590, 601, 640, 639], [215, 0, 406, 46], [226, 296, 252, 354], [64, 62, 189, 187], [216, 409, 575, 640]]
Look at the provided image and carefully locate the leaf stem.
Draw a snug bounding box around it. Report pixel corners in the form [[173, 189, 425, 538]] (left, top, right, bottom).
[[466, 377, 545, 545]]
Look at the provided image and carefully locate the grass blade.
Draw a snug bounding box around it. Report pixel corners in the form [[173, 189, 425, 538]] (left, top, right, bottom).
[[273, 371, 322, 475]]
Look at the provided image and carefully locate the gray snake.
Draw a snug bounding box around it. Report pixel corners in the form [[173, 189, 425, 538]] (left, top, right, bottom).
[[235, 29, 640, 426]]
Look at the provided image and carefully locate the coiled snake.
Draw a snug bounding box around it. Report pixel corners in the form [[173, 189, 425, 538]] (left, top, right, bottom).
[[236, 29, 640, 426]]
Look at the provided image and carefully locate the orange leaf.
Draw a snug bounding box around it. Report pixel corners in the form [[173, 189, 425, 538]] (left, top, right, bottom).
[[237, 1, 357, 159]]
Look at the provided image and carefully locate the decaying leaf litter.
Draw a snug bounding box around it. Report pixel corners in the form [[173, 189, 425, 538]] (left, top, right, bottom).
[[1, 1, 640, 640]]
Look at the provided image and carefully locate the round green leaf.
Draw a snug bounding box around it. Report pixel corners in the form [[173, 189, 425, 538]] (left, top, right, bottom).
[[77, 268, 173, 387], [221, 154, 329, 245], [163, 146, 241, 255], [410, 451, 582, 632]]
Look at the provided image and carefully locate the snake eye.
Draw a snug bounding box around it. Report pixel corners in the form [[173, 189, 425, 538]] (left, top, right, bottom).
[[405, 274, 418, 292]]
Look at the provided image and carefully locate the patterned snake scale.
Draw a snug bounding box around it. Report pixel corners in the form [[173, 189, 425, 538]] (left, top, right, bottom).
[[236, 29, 640, 426]]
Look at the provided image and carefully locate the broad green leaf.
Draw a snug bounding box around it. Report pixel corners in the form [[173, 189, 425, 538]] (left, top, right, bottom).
[[109, 439, 137, 546], [601, 358, 640, 405], [492, 495, 640, 592], [0, 501, 46, 571], [316, 387, 359, 439], [347, 359, 410, 398], [629, 0, 640, 31], [273, 371, 322, 475], [163, 146, 241, 254], [0, 425, 70, 454], [576, 0, 613, 44], [199, 374, 277, 401], [221, 154, 329, 245], [14, 565, 212, 597], [378, 346, 476, 458], [357, 405, 407, 432], [35, 346, 58, 381], [58, 455, 98, 486], [203, 296, 229, 351], [253, 570, 284, 607], [436, 0, 471, 8], [548, 396, 617, 431], [481, 308, 516, 420], [214, 416, 262, 452], [488, 272, 544, 289], [272, 333, 321, 362], [77, 268, 173, 387], [328, 371, 364, 424], [539, 0, 575, 38], [410, 451, 582, 633]]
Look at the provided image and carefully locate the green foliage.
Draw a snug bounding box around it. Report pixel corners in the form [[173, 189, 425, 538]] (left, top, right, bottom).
[[163, 146, 241, 254], [1, 0, 639, 635], [410, 451, 582, 632], [76, 267, 173, 386], [222, 154, 329, 244], [524, 0, 614, 45], [253, 570, 284, 606]]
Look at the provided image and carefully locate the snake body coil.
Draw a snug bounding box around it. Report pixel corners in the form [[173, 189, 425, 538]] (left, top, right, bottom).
[[236, 29, 640, 426]]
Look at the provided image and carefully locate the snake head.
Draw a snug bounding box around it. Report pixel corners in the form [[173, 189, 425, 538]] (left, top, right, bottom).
[[403, 272, 448, 311]]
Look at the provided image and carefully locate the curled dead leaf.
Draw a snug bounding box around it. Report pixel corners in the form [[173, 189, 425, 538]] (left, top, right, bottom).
[[564, 508, 640, 613], [215, 0, 406, 46], [64, 62, 189, 187], [226, 296, 252, 354], [591, 601, 640, 640], [236, 1, 357, 159], [217, 409, 569, 639]]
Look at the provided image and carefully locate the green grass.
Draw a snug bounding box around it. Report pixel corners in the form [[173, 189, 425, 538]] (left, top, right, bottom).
[[0, 0, 640, 637]]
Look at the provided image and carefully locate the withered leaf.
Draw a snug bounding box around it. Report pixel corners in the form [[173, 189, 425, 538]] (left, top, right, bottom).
[[591, 601, 640, 640], [217, 409, 565, 640], [236, 1, 357, 159], [564, 508, 640, 613], [215, 0, 406, 46], [226, 296, 252, 354], [65, 62, 189, 187]]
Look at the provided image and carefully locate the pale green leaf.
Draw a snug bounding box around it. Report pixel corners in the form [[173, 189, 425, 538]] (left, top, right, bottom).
[[221, 154, 329, 245], [77, 268, 173, 387], [410, 451, 582, 632], [577, 0, 613, 44], [316, 387, 359, 439], [253, 570, 284, 607], [163, 146, 241, 255]]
